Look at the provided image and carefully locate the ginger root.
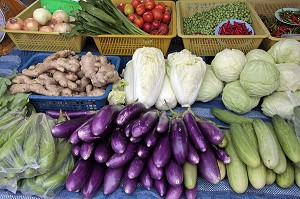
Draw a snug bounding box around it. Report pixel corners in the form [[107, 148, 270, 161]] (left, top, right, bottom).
[[86, 85, 105, 96], [9, 83, 60, 96]]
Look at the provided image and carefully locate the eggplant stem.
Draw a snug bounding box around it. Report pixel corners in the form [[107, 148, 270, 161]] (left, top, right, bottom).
[[164, 99, 179, 117]]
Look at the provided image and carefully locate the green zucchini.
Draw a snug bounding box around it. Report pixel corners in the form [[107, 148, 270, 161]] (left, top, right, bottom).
[[265, 122, 287, 174], [217, 160, 226, 180], [276, 159, 294, 189], [247, 163, 266, 189], [253, 119, 280, 169], [183, 161, 197, 190], [211, 108, 253, 124], [230, 123, 261, 168], [294, 164, 300, 188], [272, 114, 300, 164], [224, 130, 248, 193], [266, 168, 276, 185]]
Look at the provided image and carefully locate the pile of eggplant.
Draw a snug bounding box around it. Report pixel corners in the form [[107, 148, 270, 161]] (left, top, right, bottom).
[[49, 102, 230, 199]]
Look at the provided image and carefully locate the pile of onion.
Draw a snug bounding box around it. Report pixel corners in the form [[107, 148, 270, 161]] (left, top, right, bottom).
[[5, 7, 72, 33]]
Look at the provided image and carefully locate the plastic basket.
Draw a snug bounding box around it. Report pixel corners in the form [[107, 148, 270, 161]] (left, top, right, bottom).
[[176, 0, 270, 56], [250, 0, 300, 51], [40, 0, 81, 16], [92, 0, 177, 56], [18, 53, 121, 112], [0, 0, 86, 53]]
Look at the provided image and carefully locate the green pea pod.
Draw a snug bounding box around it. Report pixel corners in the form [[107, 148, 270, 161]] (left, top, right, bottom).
[[37, 114, 57, 174], [42, 156, 74, 190], [21, 178, 46, 196], [0, 116, 25, 148], [35, 139, 72, 185]]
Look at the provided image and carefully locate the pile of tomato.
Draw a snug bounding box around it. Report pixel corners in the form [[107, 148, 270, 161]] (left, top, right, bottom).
[[117, 0, 172, 35]]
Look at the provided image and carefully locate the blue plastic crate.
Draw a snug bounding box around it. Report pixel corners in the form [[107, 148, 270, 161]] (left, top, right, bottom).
[[19, 52, 121, 112]]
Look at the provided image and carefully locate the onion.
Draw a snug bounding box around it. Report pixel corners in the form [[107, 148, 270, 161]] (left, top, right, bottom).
[[24, 18, 39, 31], [53, 23, 72, 33], [52, 10, 70, 23], [33, 7, 52, 25], [39, 26, 53, 32], [5, 17, 24, 30]]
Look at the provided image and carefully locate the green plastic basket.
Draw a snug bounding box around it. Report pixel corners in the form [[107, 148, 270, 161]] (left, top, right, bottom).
[[40, 0, 81, 16]]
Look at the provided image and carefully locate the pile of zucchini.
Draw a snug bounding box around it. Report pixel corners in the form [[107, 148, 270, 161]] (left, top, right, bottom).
[[212, 108, 300, 193]]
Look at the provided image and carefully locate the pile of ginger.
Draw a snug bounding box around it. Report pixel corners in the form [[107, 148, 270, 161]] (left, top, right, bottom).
[[9, 50, 120, 96]]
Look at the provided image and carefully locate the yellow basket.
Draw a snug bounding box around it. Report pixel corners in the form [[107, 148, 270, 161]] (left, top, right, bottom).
[[92, 0, 176, 56], [0, 0, 86, 53], [250, 0, 300, 51], [176, 0, 270, 56]]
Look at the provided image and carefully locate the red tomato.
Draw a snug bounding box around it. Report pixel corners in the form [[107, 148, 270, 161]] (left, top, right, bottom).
[[145, 1, 155, 11], [162, 13, 171, 24], [157, 23, 169, 35], [150, 29, 159, 35], [142, 22, 153, 33], [134, 16, 144, 28], [127, 13, 137, 22], [165, 6, 172, 14], [136, 4, 146, 16], [152, 8, 163, 21], [117, 3, 126, 13], [151, 20, 161, 30], [154, 3, 166, 13], [131, 0, 141, 9], [143, 11, 153, 23]]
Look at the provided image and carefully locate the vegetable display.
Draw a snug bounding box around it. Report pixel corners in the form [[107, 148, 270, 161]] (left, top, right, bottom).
[[49, 102, 229, 198], [9, 50, 120, 96]]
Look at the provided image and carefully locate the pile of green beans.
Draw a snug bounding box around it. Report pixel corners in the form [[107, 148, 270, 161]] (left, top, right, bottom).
[[183, 2, 252, 35]]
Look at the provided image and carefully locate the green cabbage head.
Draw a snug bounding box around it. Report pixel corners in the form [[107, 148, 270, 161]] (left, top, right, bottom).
[[246, 49, 275, 64], [276, 63, 300, 92], [222, 80, 260, 114], [197, 65, 224, 102], [240, 60, 280, 97], [268, 39, 300, 64]]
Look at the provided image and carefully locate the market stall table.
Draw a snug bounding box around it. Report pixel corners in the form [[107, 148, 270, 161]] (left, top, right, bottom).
[[0, 38, 299, 199]]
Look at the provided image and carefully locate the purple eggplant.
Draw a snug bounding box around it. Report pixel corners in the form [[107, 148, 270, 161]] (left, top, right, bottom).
[[152, 133, 171, 168], [69, 116, 94, 144], [51, 115, 92, 138], [106, 142, 137, 168], [183, 111, 207, 152], [94, 139, 112, 163], [103, 166, 124, 195], [127, 157, 145, 179], [124, 119, 135, 137], [111, 127, 127, 154], [92, 105, 123, 137], [78, 123, 100, 143], [165, 159, 183, 186], [131, 110, 159, 138], [154, 177, 168, 197], [66, 158, 92, 192], [166, 184, 183, 199], [116, 102, 147, 126], [170, 117, 189, 165], [123, 167, 138, 194], [46, 110, 95, 119], [187, 142, 200, 165], [156, 111, 169, 133], [137, 143, 151, 159], [212, 145, 231, 164], [148, 156, 164, 180], [71, 144, 81, 157], [81, 162, 105, 198], [197, 144, 221, 184], [139, 166, 153, 190], [80, 142, 95, 160], [145, 128, 159, 148], [130, 136, 143, 143], [196, 118, 224, 145], [185, 183, 198, 199]]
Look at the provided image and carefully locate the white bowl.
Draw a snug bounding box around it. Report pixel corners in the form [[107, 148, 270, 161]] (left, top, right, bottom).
[[215, 19, 254, 36]]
